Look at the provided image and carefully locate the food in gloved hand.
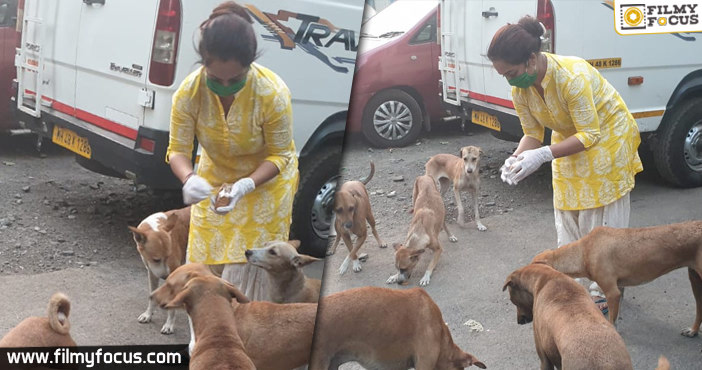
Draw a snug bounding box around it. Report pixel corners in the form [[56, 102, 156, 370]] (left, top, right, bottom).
[[214, 183, 234, 209]]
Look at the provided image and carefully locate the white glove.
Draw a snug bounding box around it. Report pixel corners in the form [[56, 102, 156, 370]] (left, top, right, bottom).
[[500, 156, 519, 186], [510, 146, 554, 184], [182, 174, 213, 205], [211, 178, 255, 215]]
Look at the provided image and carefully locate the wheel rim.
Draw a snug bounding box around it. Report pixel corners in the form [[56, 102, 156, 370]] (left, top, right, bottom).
[[373, 100, 413, 141], [684, 121, 702, 171], [311, 175, 339, 239]]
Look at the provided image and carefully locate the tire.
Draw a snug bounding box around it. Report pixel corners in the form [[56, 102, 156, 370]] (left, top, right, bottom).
[[361, 89, 423, 148], [291, 145, 341, 258], [653, 97, 702, 187]]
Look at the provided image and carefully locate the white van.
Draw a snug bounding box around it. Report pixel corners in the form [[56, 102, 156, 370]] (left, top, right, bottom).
[[14, 0, 363, 256], [440, 0, 702, 187]]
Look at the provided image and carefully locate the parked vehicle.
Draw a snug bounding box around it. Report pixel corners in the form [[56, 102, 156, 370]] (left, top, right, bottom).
[[0, 0, 17, 131], [348, 0, 444, 148], [14, 0, 363, 256], [440, 0, 702, 187]]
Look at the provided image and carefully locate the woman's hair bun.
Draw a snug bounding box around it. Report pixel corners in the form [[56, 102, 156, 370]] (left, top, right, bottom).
[[517, 16, 544, 38]]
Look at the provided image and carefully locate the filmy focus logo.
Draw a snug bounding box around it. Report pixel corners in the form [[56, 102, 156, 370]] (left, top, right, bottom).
[[615, 0, 701, 34]]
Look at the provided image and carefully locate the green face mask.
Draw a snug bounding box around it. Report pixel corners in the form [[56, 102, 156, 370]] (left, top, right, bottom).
[[206, 76, 247, 97], [507, 61, 537, 89]]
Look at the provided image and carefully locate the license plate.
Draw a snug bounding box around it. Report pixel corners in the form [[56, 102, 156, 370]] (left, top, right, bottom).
[[52, 126, 92, 159], [471, 110, 501, 132]]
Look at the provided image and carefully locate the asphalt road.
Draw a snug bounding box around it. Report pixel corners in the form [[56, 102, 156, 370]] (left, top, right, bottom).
[[323, 125, 702, 369]]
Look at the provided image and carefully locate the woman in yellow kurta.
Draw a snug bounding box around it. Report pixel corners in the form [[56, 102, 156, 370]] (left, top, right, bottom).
[[166, 2, 298, 300], [488, 16, 642, 310]]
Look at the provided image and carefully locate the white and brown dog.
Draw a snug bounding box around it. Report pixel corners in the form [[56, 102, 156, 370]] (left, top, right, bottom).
[[329, 161, 386, 274], [128, 206, 190, 334], [425, 146, 487, 231], [0, 292, 76, 347]]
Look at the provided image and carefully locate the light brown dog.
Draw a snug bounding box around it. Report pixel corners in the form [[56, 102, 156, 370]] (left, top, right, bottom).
[[152, 263, 317, 370], [244, 240, 321, 303], [0, 292, 76, 347], [128, 206, 190, 334], [387, 175, 457, 286], [329, 161, 386, 274], [503, 263, 633, 370], [310, 286, 486, 369], [158, 275, 255, 370], [531, 220, 702, 333], [425, 146, 487, 231]]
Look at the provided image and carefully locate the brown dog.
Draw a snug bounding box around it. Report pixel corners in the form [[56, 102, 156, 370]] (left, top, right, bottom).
[[152, 264, 317, 370], [425, 146, 487, 231], [0, 292, 76, 347], [387, 175, 457, 286], [531, 220, 702, 333], [158, 275, 255, 370], [503, 263, 633, 370], [329, 161, 386, 274], [128, 206, 190, 334], [244, 240, 321, 303], [310, 286, 486, 369]]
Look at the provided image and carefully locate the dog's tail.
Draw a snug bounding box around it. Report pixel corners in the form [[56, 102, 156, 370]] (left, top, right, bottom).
[[359, 161, 375, 185], [47, 292, 72, 335], [655, 355, 670, 370]]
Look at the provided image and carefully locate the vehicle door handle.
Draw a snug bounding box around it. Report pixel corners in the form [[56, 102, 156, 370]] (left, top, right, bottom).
[[410, 55, 417, 61], [83, 0, 105, 5], [482, 9, 498, 18]]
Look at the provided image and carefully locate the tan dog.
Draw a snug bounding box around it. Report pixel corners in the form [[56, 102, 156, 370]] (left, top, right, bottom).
[[503, 263, 633, 370], [157, 275, 254, 370], [152, 264, 317, 370], [531, 220, 702, 333], [329, 161, 386, 275], [244, 240, 321, 303], [128, 206, 190, 334], [387, 175, 457, 286], [310, 286, 486, 369], [425, 146, 487, 231], [0, 292, 76, 347]]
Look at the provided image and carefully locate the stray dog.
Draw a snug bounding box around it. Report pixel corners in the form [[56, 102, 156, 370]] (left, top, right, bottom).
[[310, 286, 486, 369], [0, 292, 76, 347], [425, 146, 487, 231], [329, 161, 386, 275], [245, 240, 321, 303], [152, 264, 317, 370], [159, 275, 255, 370], [387, 175, 457, 286], [531, 220, 702, 333], [503, 263, 633, 370], [128, 206, 190, 334]]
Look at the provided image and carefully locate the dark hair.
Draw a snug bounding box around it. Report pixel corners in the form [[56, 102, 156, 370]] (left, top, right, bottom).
[[198, 1, 258, 66], [487, 16, 543, 65]]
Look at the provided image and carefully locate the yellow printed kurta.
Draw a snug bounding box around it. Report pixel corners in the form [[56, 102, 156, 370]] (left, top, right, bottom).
[[512, 53, 643, 211], [167, 63, 299, 264]]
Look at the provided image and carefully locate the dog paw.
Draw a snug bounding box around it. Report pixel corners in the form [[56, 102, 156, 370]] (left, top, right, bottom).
[[477, 223, 487, 231], [386, 275, 399, 284], [419, 277, 431, 286], [160, 323, 175, 335], [681, 328, 699, 338], [358, 253, 369, 262], [137, 312, 152, 323], [379, 243, 388, 249], [326, 249, 336, 256], [449, 235, 458, 243], [353, 261, 362, 272]]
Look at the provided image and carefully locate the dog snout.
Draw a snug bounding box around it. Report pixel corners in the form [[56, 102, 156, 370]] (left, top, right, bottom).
[[517, 315, 532, 325], [466, 168, 474, 174], [344, 221, 353, 229], [244, 250, 253, 257]]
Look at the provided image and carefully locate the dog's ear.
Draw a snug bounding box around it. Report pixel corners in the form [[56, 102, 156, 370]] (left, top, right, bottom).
[[288, 240, 302, 250], [478, 147, 484, 156], [454, 352, 487, 369], [502, 275, 514, 292], [292, 254, 320, 268], [223, 281, 250, 303], [392, 243, 403, 251], [161, 213, 179, 232], [164, 284, 192, 309], [128, 226, 147, 245], [350, 189, 362, 198], [410, 249, 426, 257]]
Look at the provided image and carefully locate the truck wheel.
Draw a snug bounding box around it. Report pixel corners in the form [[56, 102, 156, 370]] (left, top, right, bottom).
[[362, 89, 423, 148], [654, 97, 702, 187], [291, 145, 341, 258]]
